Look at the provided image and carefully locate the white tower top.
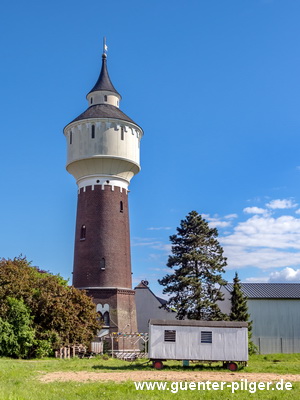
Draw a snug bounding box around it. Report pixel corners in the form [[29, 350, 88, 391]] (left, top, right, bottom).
[[63, 42, 143, 191]]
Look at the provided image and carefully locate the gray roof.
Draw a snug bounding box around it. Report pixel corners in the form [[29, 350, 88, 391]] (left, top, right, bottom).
[[68, 104, 140, 127], [88, 54, 120, 96], [224, 283, 300, 299], [135, 281, 167, 306], [149, 319, 248, 328]]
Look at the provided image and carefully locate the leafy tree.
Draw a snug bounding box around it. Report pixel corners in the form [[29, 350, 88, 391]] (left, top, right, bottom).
[[0, 256, 101, 357], [229, 272, 257, 354], [158, 211, 228, 320], [0, 297, 35, 358]]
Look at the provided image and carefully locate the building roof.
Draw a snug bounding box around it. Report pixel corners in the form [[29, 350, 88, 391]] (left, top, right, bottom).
[[224, 283, 300, 299], [149, 319, 248, 328], [88, 54, 120, 96], [68, 103, 139, 126], [135, 281, 167, 306]]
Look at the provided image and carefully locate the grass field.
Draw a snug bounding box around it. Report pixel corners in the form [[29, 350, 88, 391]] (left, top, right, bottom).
[[1, 354, 300, 399]]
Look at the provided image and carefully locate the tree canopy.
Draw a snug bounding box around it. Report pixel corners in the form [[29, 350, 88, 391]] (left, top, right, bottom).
[[158, 211, 228, 320], [0, 256, 101, 358]]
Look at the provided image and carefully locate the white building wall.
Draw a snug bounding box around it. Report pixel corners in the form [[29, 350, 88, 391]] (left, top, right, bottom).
[[135, 288, 177, 333], [218, 288, 300, 354], [149, 324, 248, 362]]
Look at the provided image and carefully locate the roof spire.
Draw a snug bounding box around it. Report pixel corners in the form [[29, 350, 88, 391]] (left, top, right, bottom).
[[87, 38, 120, 97]]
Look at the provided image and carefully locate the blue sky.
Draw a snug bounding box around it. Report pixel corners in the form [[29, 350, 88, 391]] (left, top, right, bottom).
[[1, 0, 300, 296]]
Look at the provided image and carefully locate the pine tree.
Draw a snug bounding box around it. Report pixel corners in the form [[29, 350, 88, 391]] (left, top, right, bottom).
[[158, 211, 228, 321], [230, 272, 257, 354], [230, 272, 250, 322]]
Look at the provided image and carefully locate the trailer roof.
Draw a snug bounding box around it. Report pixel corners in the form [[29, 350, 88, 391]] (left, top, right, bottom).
[[149, 319, 248, 328]]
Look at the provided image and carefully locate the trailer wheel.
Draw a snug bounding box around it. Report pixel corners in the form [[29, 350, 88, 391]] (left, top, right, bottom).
[[153, 360, 164, 370], [227, 362, 238, 371]]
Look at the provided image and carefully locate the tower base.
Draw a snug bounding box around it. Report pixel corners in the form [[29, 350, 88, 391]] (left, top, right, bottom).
[[87, 287, 138, 350]]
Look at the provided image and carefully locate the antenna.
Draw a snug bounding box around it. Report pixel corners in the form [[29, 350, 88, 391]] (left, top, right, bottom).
[[103, 37, 108, 56]]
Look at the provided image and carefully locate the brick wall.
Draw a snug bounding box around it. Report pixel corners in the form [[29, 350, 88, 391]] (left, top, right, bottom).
[[72, 184, 132, 289]]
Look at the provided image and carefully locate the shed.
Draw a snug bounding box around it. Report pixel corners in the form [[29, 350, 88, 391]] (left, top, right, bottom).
[[219, 283, 300, 354], [148, 319, 248, 369]]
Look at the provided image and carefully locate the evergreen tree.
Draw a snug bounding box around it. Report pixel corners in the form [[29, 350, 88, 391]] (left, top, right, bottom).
[[229, 272, 257, 354], [158, 211, 228, 320]]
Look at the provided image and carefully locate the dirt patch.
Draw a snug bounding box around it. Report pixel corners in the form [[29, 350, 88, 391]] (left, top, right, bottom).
[[39, 371, 300, 383]]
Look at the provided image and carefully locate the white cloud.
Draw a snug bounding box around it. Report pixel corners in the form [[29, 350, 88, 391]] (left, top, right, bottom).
[[266, 198, 298, 210], [147, 227, 172, 231], [295, 209, 300, 215], [203, 214, 233, 228], [244, 276, 269, 283], [224, 214, 238, 220], [208, 219, 232, 228], [221, 215, 300, 250], [243, 207, 267, 215], [223, 245, 300, 270], [269, 267, 300, 282], [221, 213, 300, 270], [244, 268, 300, 283]]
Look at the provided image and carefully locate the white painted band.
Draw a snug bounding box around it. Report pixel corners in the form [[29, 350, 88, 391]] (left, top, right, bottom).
[[77, 176, 129, 191]]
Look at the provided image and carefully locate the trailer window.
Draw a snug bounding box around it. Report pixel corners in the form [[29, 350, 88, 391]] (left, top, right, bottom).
[[201, 331, 212, 344], [164, 330, 176, 342]]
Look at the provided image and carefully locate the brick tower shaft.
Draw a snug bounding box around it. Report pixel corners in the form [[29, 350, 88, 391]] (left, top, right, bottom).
[[73, 184, 132, 289]]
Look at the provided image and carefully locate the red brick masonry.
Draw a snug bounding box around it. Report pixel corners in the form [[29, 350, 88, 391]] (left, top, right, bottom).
[[72, 184, 137, 337], [73, 184, 132, 289]]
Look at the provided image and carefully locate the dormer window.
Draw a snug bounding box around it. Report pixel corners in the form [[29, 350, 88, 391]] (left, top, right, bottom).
[[104, 95, 107, 102], [91, 125, 95, 139]]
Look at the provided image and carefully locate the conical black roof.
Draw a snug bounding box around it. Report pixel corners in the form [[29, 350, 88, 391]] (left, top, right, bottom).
[[88, 54, 120, 96]]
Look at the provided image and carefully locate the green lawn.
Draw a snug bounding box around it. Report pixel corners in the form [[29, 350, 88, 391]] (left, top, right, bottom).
[[0, 354, 299, 400]]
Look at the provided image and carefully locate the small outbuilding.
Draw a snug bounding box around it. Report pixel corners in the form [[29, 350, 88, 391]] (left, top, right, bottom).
[[148, 319, 248, 370], [219, 283, 300, 354]]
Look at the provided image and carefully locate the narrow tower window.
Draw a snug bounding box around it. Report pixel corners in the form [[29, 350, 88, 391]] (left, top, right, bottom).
[[97, 311, 103, 322], [70, 131, 72, 144], [91, 125, 95, 139], [121, 127, 124, 140], [120, 201, 123, 213], [90, 97, 93, 105], [103, 311, 110, 327], [104, 95, 107, 102], [80, 225, 86, 240], [100, 258, 106, 270]]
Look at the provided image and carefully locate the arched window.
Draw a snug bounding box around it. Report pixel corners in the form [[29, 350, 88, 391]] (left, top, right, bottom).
[[91, 125, 95, 139], [80, 225, 86, 240], [97, 311, 103, 322], [120, 201, 123, 213], [103, 311, 110, 327], [104, 95, 107, 102]]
